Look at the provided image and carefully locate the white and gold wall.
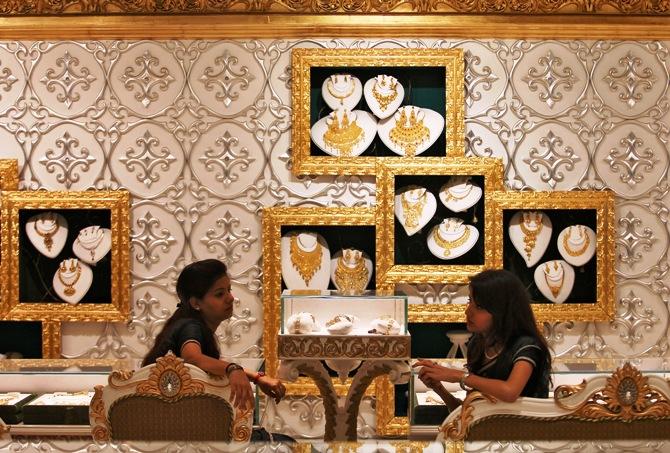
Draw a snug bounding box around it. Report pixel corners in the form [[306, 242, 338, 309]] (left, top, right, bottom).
[[0, 36, 668, 437]]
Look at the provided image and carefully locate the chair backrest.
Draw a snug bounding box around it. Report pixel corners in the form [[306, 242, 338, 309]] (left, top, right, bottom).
[[90, 352, 252, 443]]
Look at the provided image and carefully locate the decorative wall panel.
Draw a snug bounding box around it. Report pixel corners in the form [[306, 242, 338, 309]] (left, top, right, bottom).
[[1, 37, 668, 437]]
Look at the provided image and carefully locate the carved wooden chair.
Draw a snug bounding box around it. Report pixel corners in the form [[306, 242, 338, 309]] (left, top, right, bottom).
[[89, 352, 252, 443], [439, 362, 670, 442]]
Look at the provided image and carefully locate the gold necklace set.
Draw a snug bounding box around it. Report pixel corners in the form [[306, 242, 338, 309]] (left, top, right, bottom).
[[400, 190, 428, 229], [34, 214, 60, 252], [543, 261, 564, 298], [57, 260, 82, 296], [519, 212, 543, 260], [371, 76, 399, 111], [444, 184, 474, 203], [389, 107, 430, 157], [334, 250, 368, 294], [322, 110, 364, 157], [77, 227, 105, 261], [563, 225, 590, 256], [326, 75, 355, 105], [432, 225, 471, 258], [289, 235, 323, 286]]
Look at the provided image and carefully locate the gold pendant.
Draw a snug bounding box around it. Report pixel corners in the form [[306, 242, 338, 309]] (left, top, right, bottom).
[[519, 212, 543, 260], [334, 251, 368, 294], [432, 226, 471, 258], [289, 235, 323, 286], [389, 107, 430, 157], [563, 226, 590, 256], [400, 191, 427, 229]]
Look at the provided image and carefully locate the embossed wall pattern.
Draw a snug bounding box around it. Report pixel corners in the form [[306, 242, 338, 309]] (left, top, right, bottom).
[[0, 38, 668, 435]]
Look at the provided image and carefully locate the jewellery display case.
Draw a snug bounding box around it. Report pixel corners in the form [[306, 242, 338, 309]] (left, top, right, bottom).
[[291, 48, 464, 175], [0, 190, 130, 322], [490, 190, 615, 322]]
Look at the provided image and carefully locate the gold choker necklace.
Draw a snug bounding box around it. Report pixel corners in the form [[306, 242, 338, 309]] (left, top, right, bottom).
[[371, 76, 398, 111], [389, 107, 430, 157], [563, 226, 590, 256], [289, 235, 323, 286], [444, 184, 474, 202], [400, 191, 427, 229], [326, 76, 355, 105], [58, 260, 82, 296], [432, 226, 471, 258], [519, 212, 543, 260], [543, 261, 564, 298], [334, 252, 368, 294], [322, 110, 364, 157], [77, 227, 105, 261], [34, 215, 60, 252]]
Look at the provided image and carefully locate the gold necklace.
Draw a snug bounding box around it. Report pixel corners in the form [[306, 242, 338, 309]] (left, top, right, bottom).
[[77, 227, 105, 261], [563, 226, 590, 257], [444, 184, 474, 202], [371, 76, 398, 111], [543, 261, 564, 298], [57, 260, 82, 296], [519, 212, 543, 260], [326, 76, 355, 105], [34, 215, 60, 252], [289, 235, 323, 286], [389, 107, 430, 157], [432, 226, 471, 258], [400, 191, 427, 229], [322, 110, 364, 157], [334, 251, 369, 294]]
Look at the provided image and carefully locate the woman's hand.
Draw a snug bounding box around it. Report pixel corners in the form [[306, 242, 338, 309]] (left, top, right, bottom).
[[413, 360, 465, 387], [257, 375, 286, 403], [228, 369, 255, 411]]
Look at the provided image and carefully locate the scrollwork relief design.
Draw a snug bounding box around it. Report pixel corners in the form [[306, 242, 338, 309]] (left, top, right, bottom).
[[616, 210, 656, 269], [199, 130, 256, 187], [605, 132, 658, 188], [200, 49, 255, 108], [131, 211, 179, 269], [118, 129, 178, 188], [40, 51, 96, 109], [37, 130, 97, 189], [199, 210, 257, 268], [522, 130, 582, 188], [521, 51, 578, 109], [610, 290, 660, 348], [119, 50, 175, 108], [464, 49, 499, 108], [127, 290, 172, 349], [604, 51, 656, 109]]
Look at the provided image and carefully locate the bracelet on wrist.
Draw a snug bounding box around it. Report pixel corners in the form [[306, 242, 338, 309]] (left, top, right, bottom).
[[225, 362, 244, 376], [251, 371, 266, 383], [459, 371, 473, 391]]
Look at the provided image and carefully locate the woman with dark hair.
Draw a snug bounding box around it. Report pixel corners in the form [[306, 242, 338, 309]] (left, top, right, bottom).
[[413, 269, 551, 411], [143, 259, 285, 411]]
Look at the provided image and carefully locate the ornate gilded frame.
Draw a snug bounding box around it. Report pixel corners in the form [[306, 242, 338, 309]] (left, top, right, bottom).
[[0, 190, 130, 322], [292, 48, 464, 175], [262, 206, 407, 435], [490, 190, 615, 322], [376, 157, 504, 321]]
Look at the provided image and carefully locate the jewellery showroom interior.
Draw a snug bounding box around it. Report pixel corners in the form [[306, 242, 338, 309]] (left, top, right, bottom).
[[0, 5, 669, 453]]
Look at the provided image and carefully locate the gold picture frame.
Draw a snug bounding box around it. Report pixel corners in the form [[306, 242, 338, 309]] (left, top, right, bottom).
[[291, 48, 465, 176], [0, 159, 18, 190], [490, 190, 616, 322], [376, 157, 504, 322], [261, 206, 407, 435], [0, 190, 131, 322]]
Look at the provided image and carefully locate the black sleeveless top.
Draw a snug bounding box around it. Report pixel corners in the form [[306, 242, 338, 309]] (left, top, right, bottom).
[[147, 318, 219, 362]]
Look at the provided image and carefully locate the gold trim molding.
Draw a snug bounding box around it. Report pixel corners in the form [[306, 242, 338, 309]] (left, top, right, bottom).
[[1, 1, 669, 15], [0, 15, 669, 40]]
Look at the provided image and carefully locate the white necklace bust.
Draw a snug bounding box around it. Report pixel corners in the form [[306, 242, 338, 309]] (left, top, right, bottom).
[[394, 186, 437, 236], [439, 176, 483, 212], [363, 74, 404, 119], [427, 217, 479, 260], [26, 212, 69, 258], [321, 74, 363, 111], [52, 258, 93, 305], [310, 107, 377, 157], [557, 224, 596, 266], [72, 226, 112, 265], [534, 259, 575, 304], [508, 211, 552, 267]]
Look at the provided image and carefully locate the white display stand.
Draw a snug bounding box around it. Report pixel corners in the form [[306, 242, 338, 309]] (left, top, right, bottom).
[[72, 226, 112, 265], [394, 186, 437, 236], [378, 105, 445, 157], [557, 225, 596, 266], [439, 177, 483, 213], [446, 330, 472, 358], [509, 211, 552, 267], [363, 75, 404, 119], [534, 259, 575, 304], [280, 231, 331, 290], [52, 258, 93, 305], [310, 108, 377, 157], [321, 74, 363, 111], [330, 248, 373, 295], [427, 218, 479, 260], [25, 212, 68, 258]]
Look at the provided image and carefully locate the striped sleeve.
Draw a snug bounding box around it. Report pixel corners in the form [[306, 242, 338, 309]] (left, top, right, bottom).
[[512, 337, 542, 368]]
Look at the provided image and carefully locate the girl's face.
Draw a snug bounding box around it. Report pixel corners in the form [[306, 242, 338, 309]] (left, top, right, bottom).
[[194, 275, 235, 325], [465, 286, 493, 334]]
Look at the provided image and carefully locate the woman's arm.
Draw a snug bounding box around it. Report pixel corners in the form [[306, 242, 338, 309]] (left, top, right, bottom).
[[414, 359, 534, 403]]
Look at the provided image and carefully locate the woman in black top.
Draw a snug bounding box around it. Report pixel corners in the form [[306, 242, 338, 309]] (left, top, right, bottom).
[[414, 269, 551, 410], [143, 259, 285, 411]]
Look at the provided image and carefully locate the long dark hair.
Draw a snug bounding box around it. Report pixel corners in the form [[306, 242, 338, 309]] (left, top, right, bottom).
[[142, 259, 228, 366], [466, 269, 551, 378]]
